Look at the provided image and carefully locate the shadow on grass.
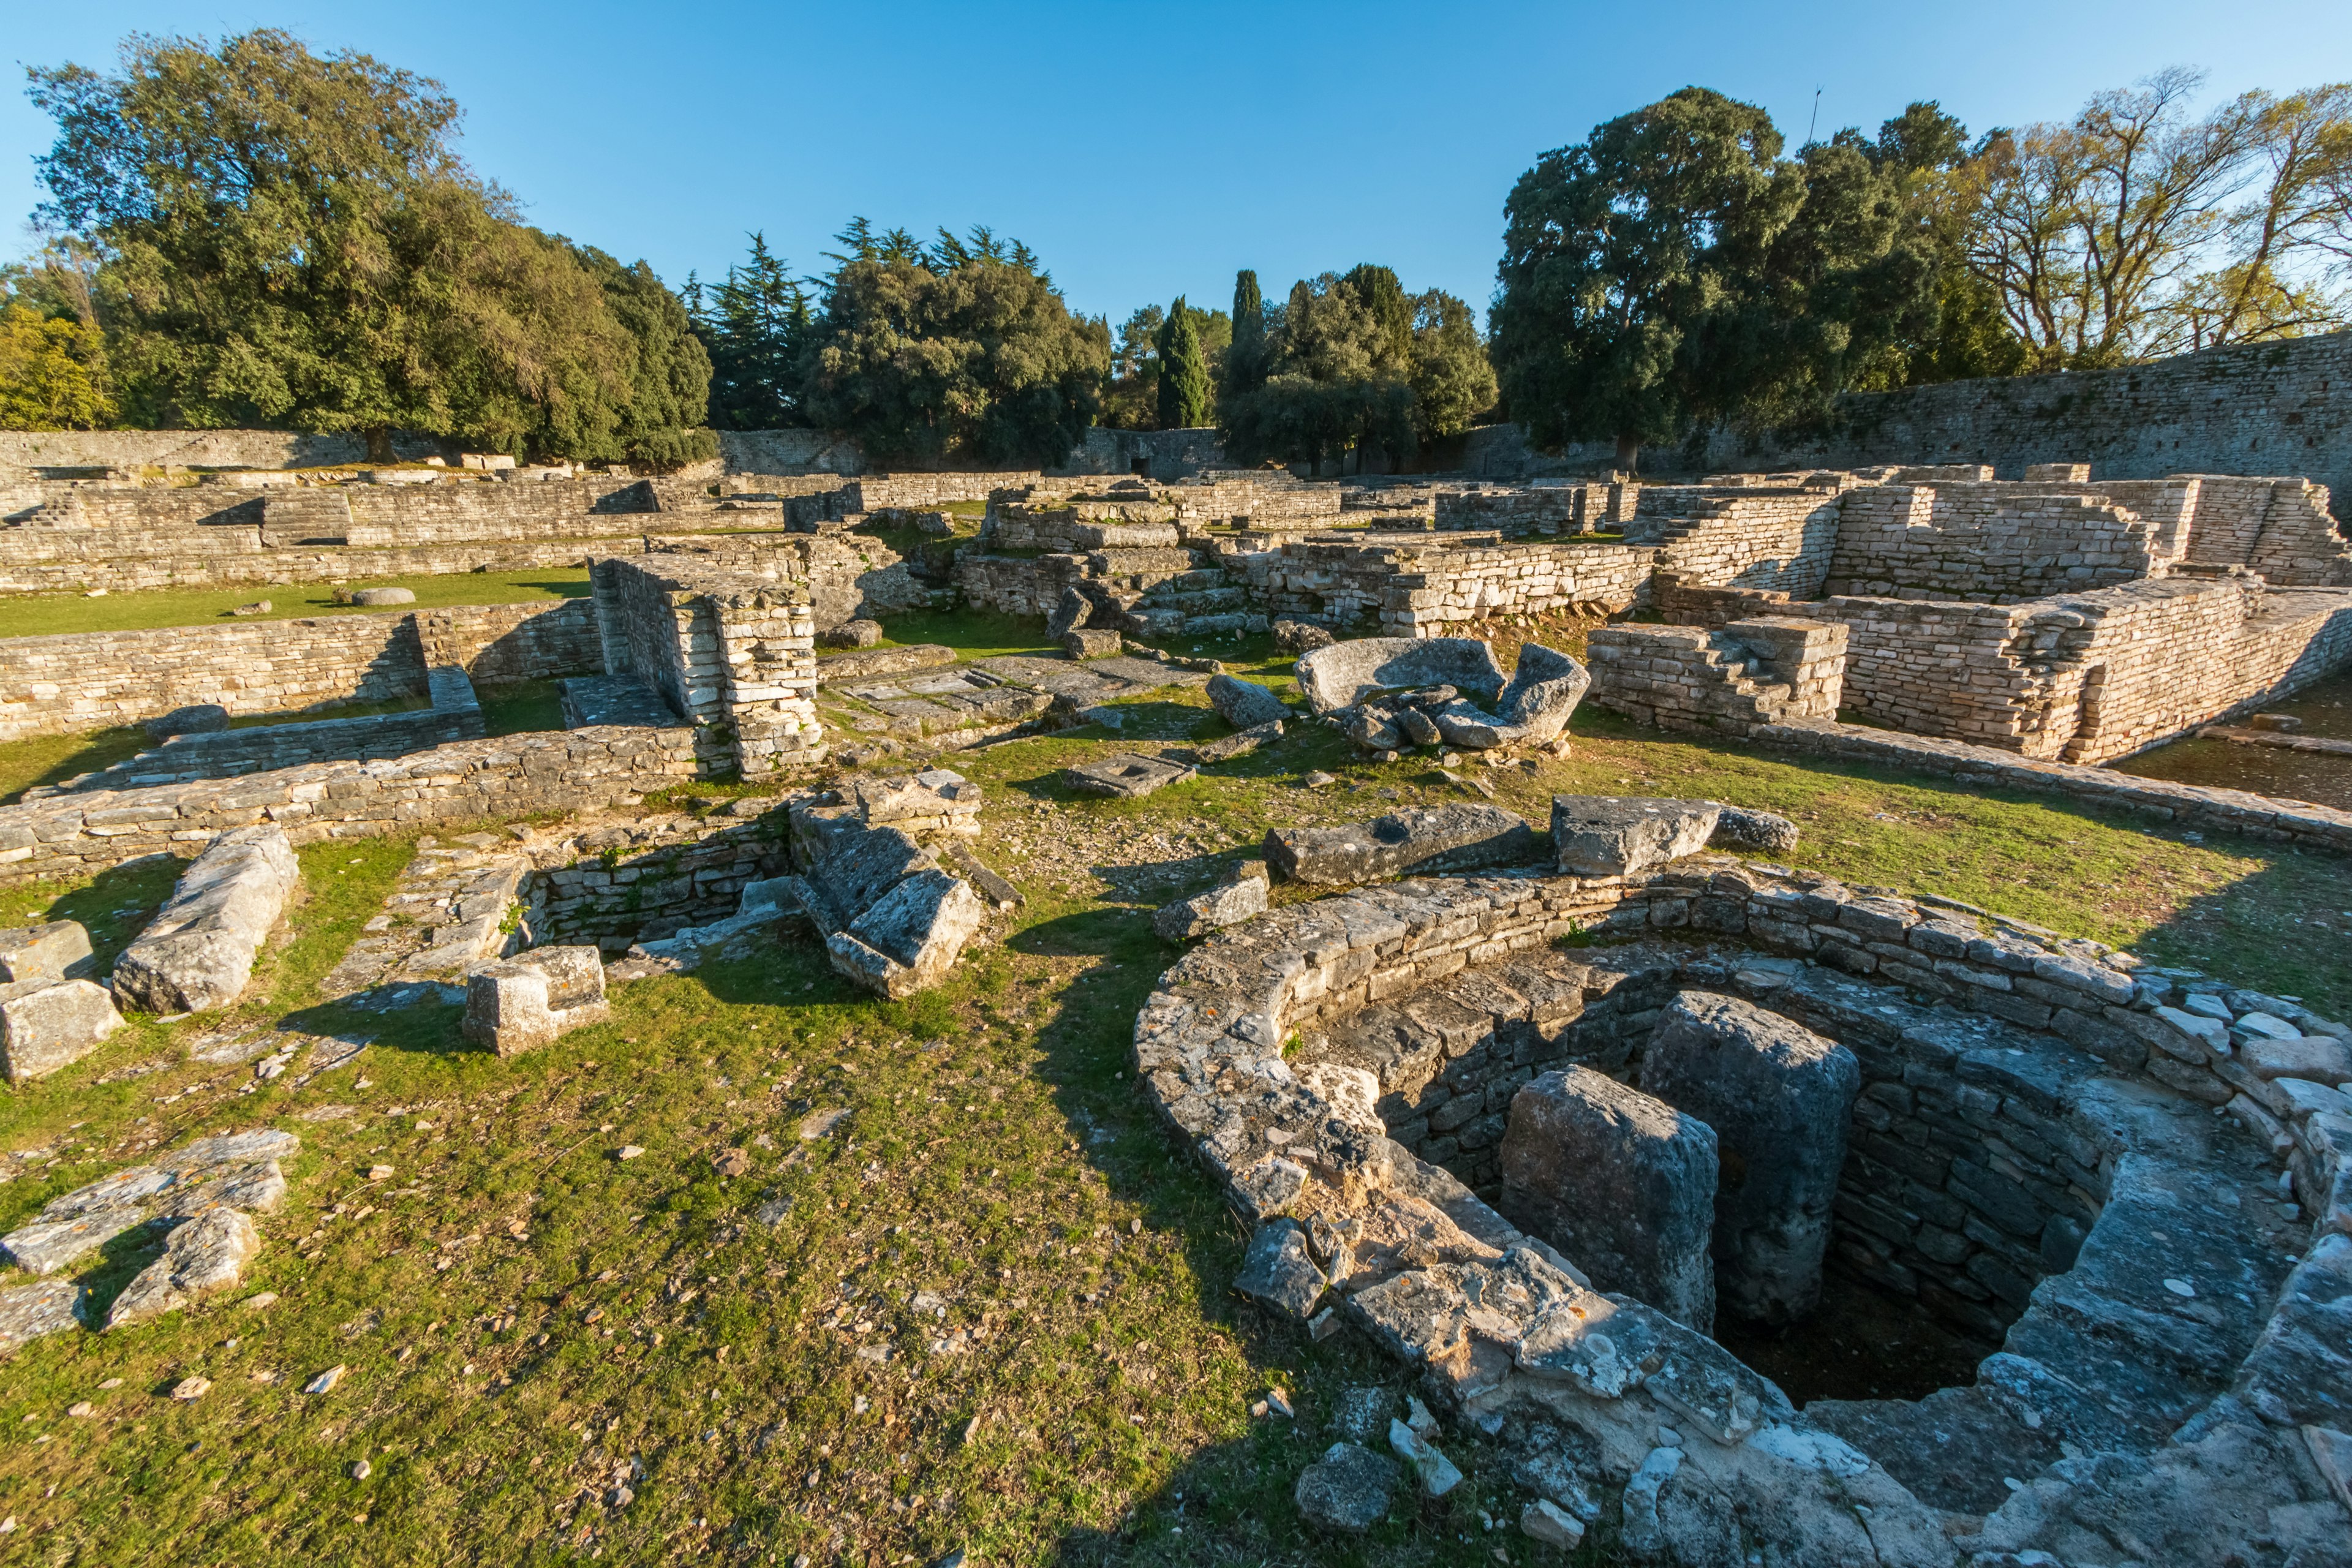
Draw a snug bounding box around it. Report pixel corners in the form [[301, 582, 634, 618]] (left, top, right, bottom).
[[0, 725, 150, 803]]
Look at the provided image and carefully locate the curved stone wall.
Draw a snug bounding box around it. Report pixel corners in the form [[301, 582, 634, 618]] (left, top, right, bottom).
[[1136, 858, 2352, 1563]]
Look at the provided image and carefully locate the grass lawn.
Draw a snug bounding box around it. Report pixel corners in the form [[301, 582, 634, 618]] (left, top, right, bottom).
[[0, 612, 2345, 1566], [0, 569, 591, 640]]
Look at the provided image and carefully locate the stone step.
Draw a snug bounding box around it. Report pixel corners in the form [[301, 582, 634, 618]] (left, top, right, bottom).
[[1142, 586, 1248, 615]]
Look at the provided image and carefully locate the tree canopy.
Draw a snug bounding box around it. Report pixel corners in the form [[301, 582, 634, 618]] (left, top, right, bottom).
[[1490, 86, 1936, 469], [1219, 265, 1494, 468], [690, 233, 815, 431], [799, 222, 1109, 467], [23, 29, 714, 465]]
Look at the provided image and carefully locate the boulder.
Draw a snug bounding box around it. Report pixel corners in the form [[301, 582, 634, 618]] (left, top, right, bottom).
[[1711, 805, 1801, 854], [462, 946, 610, 1055], [914, 510, 956, 536], [820, 617, 884, 649], [1266, 804, 1536, 885], [1638, 992, 1860, 1324], [107, 1208, 262, 1329], [0, 978, 126, 1083], [350, 586, 415, 606], [1294, 1442, 1399, 1534], [827, 870, 987, 999], [1047, 585, 1094, 640], [2242, 1033, 2352, 1087], [1065, 753, 1195, 799], [1153, 872, 1268, 941], [230, 600, 272, 617], [1062, 628, 1122, 659], [1190, 719, 1281, 764], [1207, 674, 1290, 730], [1338, 704, 1403, 750], [145, 704, 229, 743], [1499, 1066, 1719, 1329], [1551, 796, 1722, 876], [0, 1278, 86, 1357], [1234, 1219, 1328, 1320], [111, 826, 301, 1014], [1273, 618, 1335, 654], [1392, 706, 1441, 747], [1491, 644, 1589, 744], [0, 921, 93, 984], [1295, 636, 1506, 716]]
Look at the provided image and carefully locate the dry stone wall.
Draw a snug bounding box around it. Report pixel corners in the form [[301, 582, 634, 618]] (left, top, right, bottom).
[[1587, 618, 1849, 737], [1215, 535, 1657, 634], [1825, 484, 2159, 600], [0, 725, 696, 887], [0, 601, 597, 744]]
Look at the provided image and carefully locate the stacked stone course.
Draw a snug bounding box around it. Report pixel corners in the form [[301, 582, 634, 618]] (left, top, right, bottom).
[[1586, 617, 1848, 737]]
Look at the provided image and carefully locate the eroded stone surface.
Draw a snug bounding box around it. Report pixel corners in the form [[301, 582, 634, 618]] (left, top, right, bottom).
[[0, 976, 124, 1083], [0, 1278, 86, 1355], [1265, 804, 1536, 885], [1295, 637, 1506, 715], [1639, 990, 1859, 1324], [107, 1208, 261, 1328], [0, 921, 93, 984], [1500, 1066, 1720, 1329], [1065, 753, 1195, 799], [827, 870, 987, 1000], [111, 826, 301, 1014], [462, 945, 609, 1055], [1206, 674, 1289, 730], [1154, 874, 1268, 942], [1709, 805, 1800, 854], [1293, 1441, 1398, 1534], [1551, 796, 1722, 876]]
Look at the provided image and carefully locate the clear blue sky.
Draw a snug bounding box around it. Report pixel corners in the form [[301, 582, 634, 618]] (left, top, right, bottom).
[[6, 1, 2350, 327]]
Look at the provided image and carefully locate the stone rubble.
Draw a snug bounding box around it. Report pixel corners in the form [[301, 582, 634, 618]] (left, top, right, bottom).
[[1266, 803, 1537, 885]]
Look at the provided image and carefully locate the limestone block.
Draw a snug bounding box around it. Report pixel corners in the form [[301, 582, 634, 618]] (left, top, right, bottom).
[[820, 617, 883, 649], [0, 1278, 86, 1356], [1294, 1441, 1398, 1534], [1295, 636, 1506, 715], [1191, 720, 1281, 764], [853, 768, 983, 835], [1047, 586, 1093, 639], [0, 977, 125, 1082], [1153, 873, 1268, 942], [145, 704, 229, 743], [351, 587, 415, 606], [1234, 1220, 1327, 1320], [1062, 628, 1122, 659], [1273, 619, 1335, 654], [1493, 643, 1590, 744], [1551, 796, 1722, 876], [1065, 753, 1195, 799], [1339, 704, 1403, 750], [110, 826, 301, 1014], [1266, 805, 1536, 885], [107, 1208, 261, 1328], [461, 944, 609, 1055], [1499, 1066, 1719, 1329], [2243, 1034, 2352, 1087], [1710, 805, 1801, 854], [1207, 674, 1290, 730], [1638, 991, 1860, 1324], [826, 870, 985, 998]]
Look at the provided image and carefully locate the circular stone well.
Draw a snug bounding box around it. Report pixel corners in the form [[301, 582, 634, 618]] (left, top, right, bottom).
[[1137, 855, 2352, 1564]]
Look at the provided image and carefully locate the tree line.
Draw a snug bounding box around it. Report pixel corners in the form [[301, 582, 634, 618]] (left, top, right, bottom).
[[3, 31, 2346, 476]]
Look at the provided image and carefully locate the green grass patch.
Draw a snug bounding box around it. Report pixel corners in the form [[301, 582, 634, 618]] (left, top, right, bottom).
[[0, 569, 590, 639]]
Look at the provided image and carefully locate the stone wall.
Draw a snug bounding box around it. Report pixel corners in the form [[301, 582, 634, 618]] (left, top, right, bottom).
[[589, 557, 823, 777], [1213, 533, 1657, 634], [1587, 617, 1849, 736], [1629, 483, 1849, 597], [530, 818, 788, 952], [1058, 425, 1227, 481], [1825, 484, 2159, 601], [1814, 577, 2352, 762], [715, 429, 864, 476], [58, 666, 486, 790], [0, 601, 598, 744], [0, 724, 697, 886]]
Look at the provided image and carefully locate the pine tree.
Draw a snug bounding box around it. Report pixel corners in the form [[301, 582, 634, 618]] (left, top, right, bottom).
[[1155, 296, 1211, 429], [696, 232, 813, 429]]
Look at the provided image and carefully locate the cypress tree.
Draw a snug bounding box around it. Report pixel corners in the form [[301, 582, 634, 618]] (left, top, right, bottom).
[[1156, 296, 1211, 429], [1224, 270, 1267, 402]]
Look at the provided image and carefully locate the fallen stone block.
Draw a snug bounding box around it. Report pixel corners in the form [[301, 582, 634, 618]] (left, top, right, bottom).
[[0, 1278, 86, 1356], [826, 870, 986, 999], [1047, 585, 1095, 639], [1235, 1219, 1328, 1320], [1266, 804, 1536, 885], [854, 768, 984, 837], [461, 945, 610, 1056], [1153, 872, 1268, 941], [1500, 1065, 1719, 1330], [1063, 628, 1122, 659], [820, 617, 883, 649], [111, 826, 302, 1014], [1295, 636, 1506, 715], [1339, 704, 1403, 750], [1294, 1441, 1398, 1534], [1551, 796, 1722, 876], [1190, 719, 1281, 764], [1207, 674, 1290, 730], [1390, 1418, 1464, 1496], [351, 586, 415, 606], [107, 1208, 262, 1329], [0, 921, 94, 984], [1392, 706, 1441, 747], [1520, 1498, 1586, 1548], [944, 846, 1023, 911], [812, 643, 958, 684], [1430, 644, 1589, 749], [0, 978, 125, 1083], [145, 704, 230, 742], [1710, 805, 1800, 854], [1065, 753, 1196, 799], [1639, 991, 1860, 1324]]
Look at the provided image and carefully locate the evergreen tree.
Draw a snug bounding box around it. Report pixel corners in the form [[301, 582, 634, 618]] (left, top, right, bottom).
[[695, 233, 814, 429], [1155, 295, 1212, 429], [1224, 269, 1267, 405]]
